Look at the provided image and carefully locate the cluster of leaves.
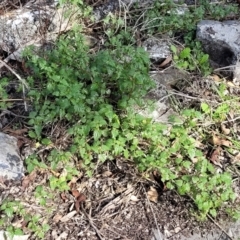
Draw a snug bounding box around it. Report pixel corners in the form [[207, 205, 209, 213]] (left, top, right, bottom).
[[0, 200, 50, 239], [23, 30, 154, 169], [21, 30, 239, 221], [0, 77, 11, 110], [171, 41, 212, 76], [141, 0, 238, 34]]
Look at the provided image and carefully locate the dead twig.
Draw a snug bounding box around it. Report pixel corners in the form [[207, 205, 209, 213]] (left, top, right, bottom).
[[0, 110, 29, 119], [170, 90, 218, 103], [207, 214, 233, 240], [81, 204, 105, 240]]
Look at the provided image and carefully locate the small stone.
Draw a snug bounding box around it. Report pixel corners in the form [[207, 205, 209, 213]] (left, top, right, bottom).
[[0, 132, 24, 181]]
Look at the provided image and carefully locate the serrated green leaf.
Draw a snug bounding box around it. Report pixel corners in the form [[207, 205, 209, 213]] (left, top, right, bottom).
[[180, 47, 191, 58]]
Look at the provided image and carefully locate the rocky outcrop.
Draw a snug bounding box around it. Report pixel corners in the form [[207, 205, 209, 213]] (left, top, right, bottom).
[[197, 20, 240, 68], [0, 0, 76, 68]]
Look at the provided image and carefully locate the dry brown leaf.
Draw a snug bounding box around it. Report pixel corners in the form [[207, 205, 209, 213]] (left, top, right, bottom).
[[204, 90, 212, 96], [55, 232, 68, 240], [50, 169, 60, 177], [211, 74, 221, 82], [59, 169, 68, 178], [191, 157, 198, 163], [211, 135, 222, 145], [60, 211, 77, 222], [53, 213, 63, 223], [0, 231, 30, 240], [227, 81, 236, 87], [174, 227, 181, 234], [12, 218, 24, 228], [75, 193, 86, 212], [209, 147, 222, 167], [194, 140, 204, 148], [210, 135, 232, 147], [71, 189, 80, 198], [221, 139, 232, 147], [229, 110, 234, 120], [51, 230, 58, 239], [3, 127, 28, 135], [22, 171, 37, 190], [60, 192, 68, 202], [147, 186, 158, 203], [159, 55, 172, 67], [221, 124, 231, 135], [69, 176, 78, 185]]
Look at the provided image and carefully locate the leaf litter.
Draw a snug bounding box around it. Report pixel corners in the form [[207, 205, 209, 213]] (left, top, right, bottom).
[[1, 156, 239, 239]]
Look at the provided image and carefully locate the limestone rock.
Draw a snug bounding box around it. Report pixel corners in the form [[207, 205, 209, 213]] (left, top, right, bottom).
[[0, 132, 24, 181], [197, 20, 240, 68]]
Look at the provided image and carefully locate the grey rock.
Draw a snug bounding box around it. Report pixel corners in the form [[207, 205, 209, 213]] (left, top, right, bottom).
[[197, 20, 240, 68], [233, 60, 240, 85], [0, 1, 77, 69], [136, 68, 187, 123], [143, 38, 171, 62], [0, 132, 24, 181], [94, 0, 120, 21]]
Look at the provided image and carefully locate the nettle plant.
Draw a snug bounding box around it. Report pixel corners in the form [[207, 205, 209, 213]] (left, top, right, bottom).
[[171, 42, 212, 76], [23, 30, 238, 219], [0, 200, 50, 239], [24, 30, 154, 170]]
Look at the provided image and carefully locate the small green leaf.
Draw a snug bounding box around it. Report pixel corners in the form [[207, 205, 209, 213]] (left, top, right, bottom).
[[200, 54, 209, 64], [28, 131, 37, 139], [171, 45, 177, 54], [201, 102, 210, 113], [188, 148, 195, 159], [179, 47, 191, 59], [182, 161, 192, 169], [41, 138, 52, 145]]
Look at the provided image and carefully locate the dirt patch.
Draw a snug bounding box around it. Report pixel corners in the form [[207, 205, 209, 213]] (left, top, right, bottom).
[[1, 158, 238, 239]]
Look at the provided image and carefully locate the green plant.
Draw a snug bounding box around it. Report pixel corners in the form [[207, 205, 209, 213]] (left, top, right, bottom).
[[0, 77, 11, 110], [58, 0, 92, 18], [26, 214, 50, 239], [23, 27, 239, 221], [25, 154, 48, 173], [23, 29, 154, 164], [0, 201, 25, 218], [5, 226, 23, 239], [171, 43, 212, 76], [34, 185, 54, 206], [48, 166, 79, 191], [138, 0, 238, 34], [0, 200, 51, 239], [201, 102, 230, 122], [0, 201, 24, 238]]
